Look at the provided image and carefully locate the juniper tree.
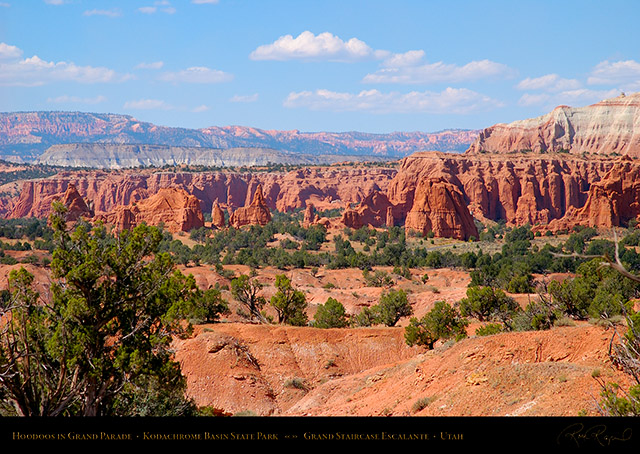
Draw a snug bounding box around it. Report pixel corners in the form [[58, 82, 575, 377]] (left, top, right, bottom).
[[0, 203, 209, 416]]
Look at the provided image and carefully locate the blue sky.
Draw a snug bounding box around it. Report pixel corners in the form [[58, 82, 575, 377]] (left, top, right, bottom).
[[1, 0, 639, 133]]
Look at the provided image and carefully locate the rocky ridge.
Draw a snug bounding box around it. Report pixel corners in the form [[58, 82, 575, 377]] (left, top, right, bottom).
[[7, 166, 397, 222], [342, 151, 632, 237], [0, 111, 478, 161], [467, 92, 640, 157], [35, 143, 393, 169]]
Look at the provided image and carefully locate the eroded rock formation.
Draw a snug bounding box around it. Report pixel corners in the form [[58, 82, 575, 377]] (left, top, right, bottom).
[[211, 201, 226, 229], [8, 167, 397, 221], [303, 203, 317, 228], [342, 151, 634, 237], [96, 187, 204, 233], [229, 184, 271, 228], [59, 184, 94, 223]]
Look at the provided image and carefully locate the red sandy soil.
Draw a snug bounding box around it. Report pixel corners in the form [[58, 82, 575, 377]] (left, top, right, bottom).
[[173, 265, 633, 417], [175, 321, 631, 417], [0, 258, 632, 417]]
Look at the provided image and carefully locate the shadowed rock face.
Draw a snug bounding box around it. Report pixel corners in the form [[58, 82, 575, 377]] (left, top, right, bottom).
[[229, 184, 271, 228], [95, 187, 204, 233], [466, 92, 640, 157]]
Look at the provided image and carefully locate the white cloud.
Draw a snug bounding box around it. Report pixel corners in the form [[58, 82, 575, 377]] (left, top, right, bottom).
[[588, 60, 640, 86], [138, 2, 176, 14], [44, 0, 66, 4], [230, 94, 259, 103], [47, 95, 107, 104], [381, 50, 425, 68], [250, 31, 387, 62], [123, 99, 174, 110], [83, 9, 122, 18], [0, 3, 10, 7], [0, 43, 22, 59], [192, 0, 218, 3], [516, 74, 581, 92], [136, 61, 164, 70], [0, 52, 131, 86], [192, 105, 210, 112], [363, 59, 516, 84], [159, 66, 233, 84], [284, 87, 503, 114]]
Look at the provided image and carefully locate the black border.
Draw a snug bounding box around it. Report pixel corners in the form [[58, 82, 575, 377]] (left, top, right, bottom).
[[1, 416, 638, 448]]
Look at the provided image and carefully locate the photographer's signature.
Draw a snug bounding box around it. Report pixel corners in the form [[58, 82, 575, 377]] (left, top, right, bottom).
[[558, 423, 632, 447]]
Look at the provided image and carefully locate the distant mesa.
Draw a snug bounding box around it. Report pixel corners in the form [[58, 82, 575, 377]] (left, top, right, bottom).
[[467, 92, 640, 157], [0, 111, 480, 164]]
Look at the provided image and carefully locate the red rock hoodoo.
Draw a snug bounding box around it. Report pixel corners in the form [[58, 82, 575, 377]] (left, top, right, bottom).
[[96, 187, 204, 233], [211, 201, 226, 229], [229, 184, 272, 228], [303, 203, 316, 228]]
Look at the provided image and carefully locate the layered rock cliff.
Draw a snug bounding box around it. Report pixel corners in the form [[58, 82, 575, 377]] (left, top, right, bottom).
[[7, 166, 397, 223], [342, 151, 631, 237], [467, 92, 640, 157]]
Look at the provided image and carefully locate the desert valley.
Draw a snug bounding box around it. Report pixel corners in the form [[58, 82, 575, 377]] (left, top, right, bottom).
[[2, 93, 640, 425]]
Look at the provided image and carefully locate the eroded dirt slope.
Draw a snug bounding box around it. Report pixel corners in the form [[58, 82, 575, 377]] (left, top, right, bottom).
[[175, 322, 631, 417]]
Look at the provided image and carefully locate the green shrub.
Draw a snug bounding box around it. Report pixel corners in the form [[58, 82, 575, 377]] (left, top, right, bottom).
[[404, 301, 468, 349], [376, 289, 413, 327], [475, 323, 503, 336], [312, 297, 348, 328]]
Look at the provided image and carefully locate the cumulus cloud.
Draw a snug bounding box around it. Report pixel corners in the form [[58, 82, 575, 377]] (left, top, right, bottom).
[[44, 0, 66, 5], [47, 95, 107, 104], [516, 74, 581, 92], [192, 104, 210, 112], [136, 61, 164, 70], [588, 60, 640, 87], [363, 59, 516, 84], [192, 0, 218, 3], [250, 31, 387, 62], [230, 94, 259, 103], [0, 49, 131, 86], [0, 43, 22, 59], [159, 66, 233, 84], [284, 87, 503, 114], [123, 99, 174, 110]]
